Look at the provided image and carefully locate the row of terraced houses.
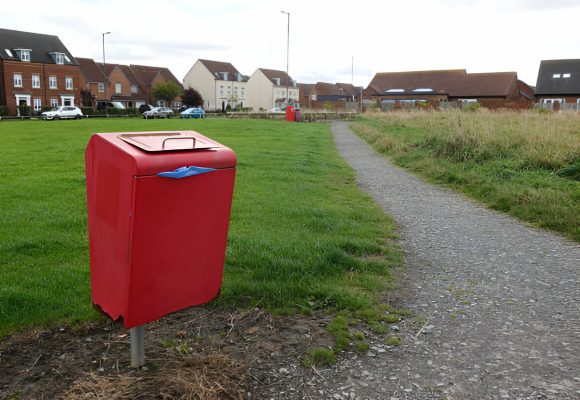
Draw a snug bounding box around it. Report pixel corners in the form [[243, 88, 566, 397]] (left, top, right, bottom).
[[1, 27, 580, 116]]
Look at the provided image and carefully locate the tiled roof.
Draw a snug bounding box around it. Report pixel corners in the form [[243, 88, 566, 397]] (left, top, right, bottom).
[[297, 83, 314, 96], [535, 59, 580, 95], [259, 68, 295, 87], [368, 69, 518, 98], [77, 57, 105, 83], [314, 82, 362, 97], [198, 59, 246, 81], [0, 27, 77, 65], [131, 64, 182, 87]]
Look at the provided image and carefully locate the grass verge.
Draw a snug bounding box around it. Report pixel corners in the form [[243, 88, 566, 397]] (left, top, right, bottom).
[[352, 110, 580, 241], [0, 118, 399, 337]]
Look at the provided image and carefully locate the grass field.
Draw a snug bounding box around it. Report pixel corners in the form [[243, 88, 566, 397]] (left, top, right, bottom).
[[352, 110, 580, 241], [0, 118, 399, 337]]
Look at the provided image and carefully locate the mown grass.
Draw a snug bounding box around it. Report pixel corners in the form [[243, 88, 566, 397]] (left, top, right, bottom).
[[0, 118, 399, 337], [352, 110, 580, 241]]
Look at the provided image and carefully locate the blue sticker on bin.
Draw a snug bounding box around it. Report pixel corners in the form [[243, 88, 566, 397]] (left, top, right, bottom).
[[157, 166, 216, 179]]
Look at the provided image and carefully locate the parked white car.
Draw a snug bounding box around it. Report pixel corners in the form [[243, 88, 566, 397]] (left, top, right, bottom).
[[41, 106, 83, 120], [143, 107, 174, 119]]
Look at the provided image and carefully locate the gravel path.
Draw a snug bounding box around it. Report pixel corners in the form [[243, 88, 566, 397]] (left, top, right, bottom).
[[294, 122, 580, 400]]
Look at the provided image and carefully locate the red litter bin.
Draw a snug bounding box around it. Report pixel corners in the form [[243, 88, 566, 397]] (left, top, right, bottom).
[[286, 105, 295, 122], [85, 131, 236, 330]]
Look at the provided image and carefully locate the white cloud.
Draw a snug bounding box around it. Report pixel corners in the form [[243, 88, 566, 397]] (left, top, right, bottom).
[[1, 0, 579, 86]]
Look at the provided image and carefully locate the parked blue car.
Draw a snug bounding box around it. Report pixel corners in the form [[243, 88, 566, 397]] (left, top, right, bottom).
[[180, 107, 206, 119]]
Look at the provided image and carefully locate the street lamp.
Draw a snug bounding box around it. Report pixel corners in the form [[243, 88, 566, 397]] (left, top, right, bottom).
[[281, 11, 290, 107], [102, 32, 111, 115]]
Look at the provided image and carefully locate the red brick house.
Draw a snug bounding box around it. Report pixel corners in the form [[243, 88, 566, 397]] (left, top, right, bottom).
[[0, 28, 80, 116], [77, 59, 182, 109], [131, 64, 183, 108], [366, 69, 534, 110]]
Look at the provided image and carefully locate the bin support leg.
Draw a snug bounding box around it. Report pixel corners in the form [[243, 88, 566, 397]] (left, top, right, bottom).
[[130, 325, 145, 368]]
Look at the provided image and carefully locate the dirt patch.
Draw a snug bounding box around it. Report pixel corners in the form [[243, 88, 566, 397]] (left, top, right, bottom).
[[0, 307, 334, 399]]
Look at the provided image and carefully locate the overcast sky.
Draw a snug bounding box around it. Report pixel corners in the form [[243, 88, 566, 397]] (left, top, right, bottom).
[[1, 0, 579, 87]]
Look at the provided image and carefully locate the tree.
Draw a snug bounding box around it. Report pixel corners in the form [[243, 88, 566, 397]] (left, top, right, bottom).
[[151, 82, 182, 107], [80, 89, 94, 107], [182, 87, 204, 108]]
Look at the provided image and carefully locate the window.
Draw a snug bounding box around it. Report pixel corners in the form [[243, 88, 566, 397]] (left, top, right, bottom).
[[18, 49, 31, 62], [32, 74, 40, 88], [115, 83, 122, 94], [65, 77, 73, 90], [50, 98, 58, 108], [5, 49, 13, 57], [33, 98, 42, 111], [553, 74, 561, 78], [563, 73, 571, 78], [241, 88, 245, 96], [49, 76, 57, 89], [52, 53, 65, 64], [13, 73, 22, 87], [98, 83, 105, 92], [131, 84, 138, 94], [386, 89, 405, 93], [64, 55, 71, 63]]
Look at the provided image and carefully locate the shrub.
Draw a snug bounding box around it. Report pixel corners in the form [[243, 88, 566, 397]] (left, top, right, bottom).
[[18, 105, 31, 116], [0, 106, 10, 116], [81, 107, 94, 115], [463, 102, 481, 112], [304, 347, 335, 367]]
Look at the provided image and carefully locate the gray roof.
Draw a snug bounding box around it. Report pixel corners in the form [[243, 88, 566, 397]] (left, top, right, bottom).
[[535, 59, 580, 95], [0, 28, 77, 65]]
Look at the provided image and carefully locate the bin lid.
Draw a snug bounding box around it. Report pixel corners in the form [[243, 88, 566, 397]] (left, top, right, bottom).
[[118, 132, 217, 152]]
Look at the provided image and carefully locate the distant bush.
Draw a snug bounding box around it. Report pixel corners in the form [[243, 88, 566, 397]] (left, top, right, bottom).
[[82, 107, 94, 115], [0, 106, 9, 116], [462, 102, 481, 112]]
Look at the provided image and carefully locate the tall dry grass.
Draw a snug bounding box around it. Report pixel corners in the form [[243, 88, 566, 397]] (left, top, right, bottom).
[[353, 110, 580, 241], [359, 110, 579, 170]]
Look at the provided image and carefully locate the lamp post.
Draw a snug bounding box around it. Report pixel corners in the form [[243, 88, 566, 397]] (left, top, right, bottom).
[[281, 11, 290, 107], [102, 32, 111, 116]]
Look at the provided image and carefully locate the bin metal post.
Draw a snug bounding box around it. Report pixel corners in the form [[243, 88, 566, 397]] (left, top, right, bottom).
[[130, 325, 145, 368]]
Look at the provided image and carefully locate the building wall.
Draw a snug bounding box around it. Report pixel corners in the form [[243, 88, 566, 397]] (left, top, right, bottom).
[[1, 60, 80, 115], [246, 70, 272, 111], [215, 79, 247, 110], [183, 61, 216, 110], [0, 61, 5, 106], [246, 69, 299, 111]]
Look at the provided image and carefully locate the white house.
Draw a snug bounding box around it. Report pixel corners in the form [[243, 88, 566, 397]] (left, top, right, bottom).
[[246, 68, 299, 111], [183, 59, 248, 111]]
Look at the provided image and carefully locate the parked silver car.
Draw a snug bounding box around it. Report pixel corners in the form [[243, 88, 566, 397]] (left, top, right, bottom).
[[142, 107, 173, 119], [41, 106, 83, 120]]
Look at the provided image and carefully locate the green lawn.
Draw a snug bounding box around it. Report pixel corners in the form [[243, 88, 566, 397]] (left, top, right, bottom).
[[353, 111, 580, 241], [0, 118, 398, 337]]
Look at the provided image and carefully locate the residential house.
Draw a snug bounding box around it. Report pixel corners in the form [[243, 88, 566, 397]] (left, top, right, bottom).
[[297, 83, 314, 108], [312, 82, 362, 102], [535, 59, 580, 110], [0, 28, 80, 116], [366, 69, 533, 110], [77, 57, 106, 106], [246, 68, 299, 111], [183, 59, 248, 111], [131, 64, 183, 108], [77, 59, 182, 109]]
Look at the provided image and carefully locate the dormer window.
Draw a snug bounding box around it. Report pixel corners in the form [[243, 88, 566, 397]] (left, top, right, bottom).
[[235, 73, 242, 81], [221, 72, 229, 80], [15, 49, 31, 62], [49, 52, 66, 64], [273, 78, 281, 86]]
